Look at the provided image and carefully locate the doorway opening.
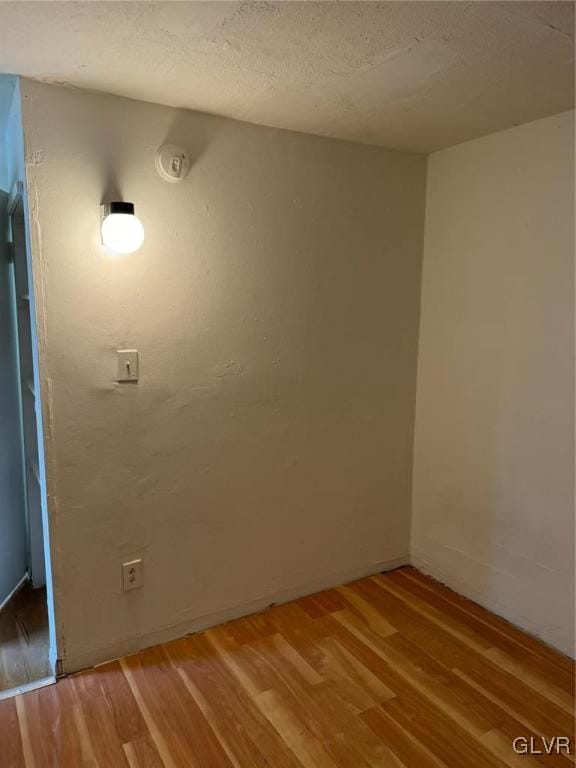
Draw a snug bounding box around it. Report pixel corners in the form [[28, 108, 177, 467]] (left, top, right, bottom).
[[0, 75, 56, 699]]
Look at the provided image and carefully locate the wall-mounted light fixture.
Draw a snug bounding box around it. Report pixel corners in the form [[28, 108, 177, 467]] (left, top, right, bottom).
[[101, 202, 145, 254]]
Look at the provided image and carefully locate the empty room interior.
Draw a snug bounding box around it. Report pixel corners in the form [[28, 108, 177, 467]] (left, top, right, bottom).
[[0, 1, 574, 765]]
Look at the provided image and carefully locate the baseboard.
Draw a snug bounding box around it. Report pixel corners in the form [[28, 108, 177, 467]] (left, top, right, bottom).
[[0, 572, 29, 613], [61, 554, 409, 674]]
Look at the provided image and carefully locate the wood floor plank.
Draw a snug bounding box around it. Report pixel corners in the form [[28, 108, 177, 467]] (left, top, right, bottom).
[[378, 689, 511, 768], [362, 705, 447, 768], [380, 570, 575, 701], [123, 735, 166, 768], [454, 666, 575, 747], [401, 568, 575, 678], [484, 719, 574, 768], [123, 646, 234, 768], [337, 584, 398, 639], [328, 618, 572, 767], [346, 576, 575, 740], [0, 584, 51, 694], [0, 697, 26, 768], [166, 632, 303, 768], [177, 667, 245, 768], [221, 619, 396, 768], [14, 694, 37, 768], [2, 567, 573, 767], [270, 632, 325, 686], [483, 646, 574, 714], [15, 678, 90, 768], [268, 601, 333, 663], [223, 611, 277, 645], [378, 632, 574, 767], [372, 572, 495, 652], [324, 608, 501, 740], [481, 729, 545, 768], [336, 620, 498, 736], [74, 693, 132, 768], [67, 668, 139, 768], [94, 659, 150, 744], [215, 631, 372, 768], [318, 635, 395, 709], [305, 678, 408, 768], [257, 687, 341, 768]]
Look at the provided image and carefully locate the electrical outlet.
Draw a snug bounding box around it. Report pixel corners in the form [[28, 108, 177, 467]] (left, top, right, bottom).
[[122, 559, 143, 591]]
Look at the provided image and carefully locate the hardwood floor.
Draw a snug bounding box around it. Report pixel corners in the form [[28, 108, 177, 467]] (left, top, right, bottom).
[[0, 582, 51, 694], [1, 567, 574, 767]]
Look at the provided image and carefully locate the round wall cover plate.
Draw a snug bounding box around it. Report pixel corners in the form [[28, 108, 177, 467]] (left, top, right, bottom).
[[155, 144, 191, 183]]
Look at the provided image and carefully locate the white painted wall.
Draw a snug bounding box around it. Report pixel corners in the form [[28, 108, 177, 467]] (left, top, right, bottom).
[[20, 79, 426, 671], [412, 111, 575, 657]]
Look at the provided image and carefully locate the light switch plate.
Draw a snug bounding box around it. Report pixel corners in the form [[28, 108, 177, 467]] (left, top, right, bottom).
[[117, 349, 138, 381]]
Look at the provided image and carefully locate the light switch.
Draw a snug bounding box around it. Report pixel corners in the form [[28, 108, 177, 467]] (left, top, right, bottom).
[[117, 349, 138, 381]]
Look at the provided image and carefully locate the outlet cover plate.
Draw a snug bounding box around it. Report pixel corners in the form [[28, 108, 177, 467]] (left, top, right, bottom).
[[122, 559, 143, 591]]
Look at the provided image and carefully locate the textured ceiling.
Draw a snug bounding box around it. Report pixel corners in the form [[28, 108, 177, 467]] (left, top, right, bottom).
[[0, 1, 573, 152]]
